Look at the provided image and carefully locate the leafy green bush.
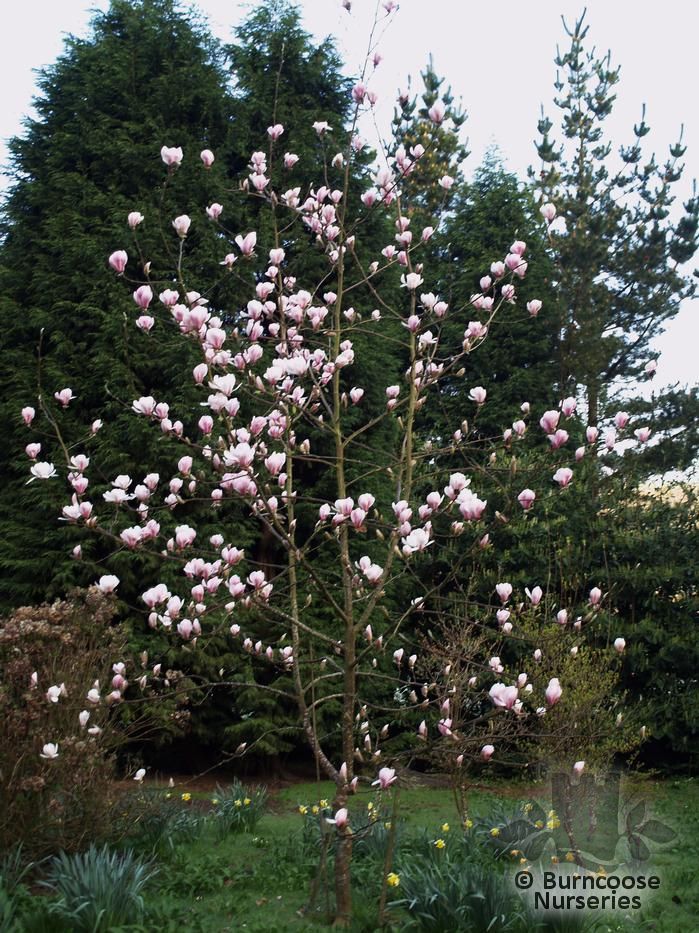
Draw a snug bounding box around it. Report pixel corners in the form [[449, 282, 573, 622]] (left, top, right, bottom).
[[40, 844, 156, 932], [0, 591, 132, 859]]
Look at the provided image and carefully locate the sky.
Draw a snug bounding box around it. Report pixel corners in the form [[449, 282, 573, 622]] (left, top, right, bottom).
[[1, 0, 697, 391]]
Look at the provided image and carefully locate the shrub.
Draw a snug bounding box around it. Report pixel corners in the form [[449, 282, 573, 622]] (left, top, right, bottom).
[[0, 590, 131, 858]]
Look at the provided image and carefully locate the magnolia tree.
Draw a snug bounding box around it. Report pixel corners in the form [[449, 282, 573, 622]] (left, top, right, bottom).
[[16, 2, 642, 923]]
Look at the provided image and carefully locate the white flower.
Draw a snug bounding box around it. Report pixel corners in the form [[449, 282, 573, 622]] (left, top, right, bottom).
[[40, 743, 59, 760], [400, 272, 424, 291], [28, 462, 57, 483], [97, 575, 120, 594]]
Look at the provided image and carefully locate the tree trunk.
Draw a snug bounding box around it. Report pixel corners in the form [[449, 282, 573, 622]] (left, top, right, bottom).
[[333, 827, 353, 926]]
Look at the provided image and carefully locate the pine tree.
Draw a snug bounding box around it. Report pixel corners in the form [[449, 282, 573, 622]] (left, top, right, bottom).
[[391, 57, 468, 232], [532, 11, 698, 428]]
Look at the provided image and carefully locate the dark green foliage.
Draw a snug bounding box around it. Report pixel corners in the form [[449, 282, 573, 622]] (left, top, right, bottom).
[[531, 11, 698, 427], [426, 152, 560, 439], [41, 845, 156, 931], [392, 57, 469, 231], [0, 0, 238, 610]]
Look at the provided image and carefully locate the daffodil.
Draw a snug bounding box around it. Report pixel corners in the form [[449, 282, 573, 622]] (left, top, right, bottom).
[[434, 838, 446, 849], [181, 792, 191, 802], [464, 818, 473, 829], [244, 797, 252, 806], [386, 872, 400, 887], [565, 852, 576, 863], [441, 822, 450, 833], [298, 804, 308, 815], [490, 827, 500, 837], [312, 805, 319, 815]]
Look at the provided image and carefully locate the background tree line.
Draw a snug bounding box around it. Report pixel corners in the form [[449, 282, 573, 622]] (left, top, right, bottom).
[[0, 0, 696, 772]]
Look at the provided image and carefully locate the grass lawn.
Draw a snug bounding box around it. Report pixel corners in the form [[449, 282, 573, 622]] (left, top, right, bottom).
[[6, 780, 699, 933], [122, 774, 699, 932]]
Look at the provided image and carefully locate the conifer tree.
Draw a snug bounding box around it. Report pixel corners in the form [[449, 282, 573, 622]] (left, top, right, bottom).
[[429, 152, 559, 439], [0, 0, 239, 609], [532, 12, 698, 428]]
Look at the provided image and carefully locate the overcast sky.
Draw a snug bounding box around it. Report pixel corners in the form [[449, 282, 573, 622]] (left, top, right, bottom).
[[2, 0, 697, 390]]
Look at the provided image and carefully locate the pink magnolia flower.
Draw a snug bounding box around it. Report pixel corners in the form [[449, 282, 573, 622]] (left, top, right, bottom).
[[527, 300, 542, 317], [548, 429, 569, 450], [573, 761, 585, 775], [160, 145, 183, 167], [495, 582, 513, 603], [469, 386, 487, 405], [128, 211, 144, 229], [284, 152, 299, 169], [267, 123, 284, 140], [518, 489, 536, 510], [200, 148, 214, 167], [539, 410, 560, 433], [235, 232, 257, 256], [175, 525, 197, 549], [614, 637, 626, 653], [373, 767, 397, 789], [40, 743, 59, 760], [109, 250, 128, 274], [540, 202, 556, 222], [481, 744, 495, 761], [206, 203, 223, 220], [586, 425, 599, 444], [136, 315, 154, 332], [21, 406, 35, 426], [635, 427, 651, 443], [172, 215, 191, 237], [614, 411, 630, 430], [133, 285, 153, 310], [330, 807, 348, 829], [589, 587, 602, 607], [428, 101, 445, 124], [25, 443, 41, 459], [312, 121, 331, 135], [545, 677, 562, 705], [489, 683, 519, 709], [54, 388, 75, 407], [553, 467, 573, 488], [401, 272, 423, 291]]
